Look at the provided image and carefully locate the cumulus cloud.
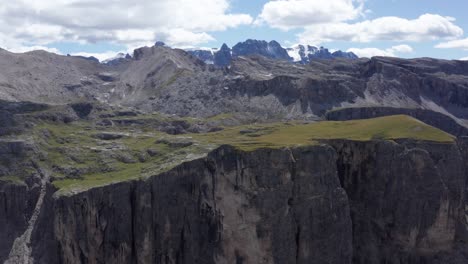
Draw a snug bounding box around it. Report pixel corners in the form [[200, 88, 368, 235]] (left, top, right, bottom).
[[70, 51, 126, 62], [0, 0, 253, 51], [256, 0, 364, 30], [347, 44, 413, 58], [297, 14, 463, 44], [435, 38, 468, 50], [7, 45, 62, 54], [256, 1, 463, 45], [158, 29, 216, 48], [389, 44, 414, 54]]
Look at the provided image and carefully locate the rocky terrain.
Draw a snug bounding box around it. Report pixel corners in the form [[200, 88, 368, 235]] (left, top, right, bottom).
[[2, 41, 468, 124], [0, 40, 468, 263]]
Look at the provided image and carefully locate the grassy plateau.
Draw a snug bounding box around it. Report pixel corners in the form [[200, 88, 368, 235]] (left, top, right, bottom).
[[8, 114, 453, 194]]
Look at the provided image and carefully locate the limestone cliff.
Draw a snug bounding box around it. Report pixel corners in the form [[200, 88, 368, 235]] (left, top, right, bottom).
[[1, 140, 467, 264]]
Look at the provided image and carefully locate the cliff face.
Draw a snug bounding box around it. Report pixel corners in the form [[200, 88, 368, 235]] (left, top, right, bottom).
[[0, 182, 36, 263], [330, 140, 467, 263], [1, 141, 467, 263], [48, 145, 352, 264]]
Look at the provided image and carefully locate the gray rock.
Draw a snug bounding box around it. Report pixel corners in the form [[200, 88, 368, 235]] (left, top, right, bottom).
[[2, 44, 468, 123], [328, 139, 467, 263], [70, 102, 93, 119], [1, 141, 466, 263], [94, 132, 125, 140]]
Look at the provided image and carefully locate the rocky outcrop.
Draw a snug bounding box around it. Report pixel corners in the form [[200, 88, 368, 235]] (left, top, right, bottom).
[[0, 100, 48, 114], [0, 100, 49, 135], [326, 107, 468, 136], [0, 140, 33, 177], [70, 102, 93, 119], [1, 140, 467, 263], [214, 44, 232, 66], [0, 111, 15, 136], [228, 74, 359, 116], [329, 140, 467, 263], [0, 182, 35, 264]]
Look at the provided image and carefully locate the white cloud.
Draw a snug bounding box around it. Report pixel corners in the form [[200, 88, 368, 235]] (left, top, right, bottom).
[[348, 44, 413, 58], [256, 0, 364, 30], [71, 51, 126, 62], [0, 0, 253, 51], [435, 38, 468, 50], [348, 47, 394, 57], [460, 57, 468, 61], [257, 1, 462, 45], [158, 29, 216, 48], [390, 44, 414, 53], [7, 45, 62, 54], [298, 14, 463, 44]]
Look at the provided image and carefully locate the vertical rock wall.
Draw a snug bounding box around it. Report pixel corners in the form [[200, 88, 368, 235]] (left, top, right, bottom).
[[1, 141, 467, 263]]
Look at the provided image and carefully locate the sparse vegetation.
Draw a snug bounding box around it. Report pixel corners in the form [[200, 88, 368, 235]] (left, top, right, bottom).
[[8, 114, 452, 194], [0, 175, 26, 185], [206, 113, 235, 121]]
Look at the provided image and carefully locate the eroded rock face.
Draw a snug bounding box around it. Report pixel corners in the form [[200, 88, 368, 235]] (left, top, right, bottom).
[[0, 100, 49, 136], [1, 141, 467, 263], [0, 182, 35, 263], [329, 140, 467, 263], [0, 140, 34, 177], [50, 145, 352, 264]]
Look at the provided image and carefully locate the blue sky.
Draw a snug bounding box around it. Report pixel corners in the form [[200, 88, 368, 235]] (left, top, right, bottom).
[[1, 0, 467, 60], [211, 0, 468, 59]]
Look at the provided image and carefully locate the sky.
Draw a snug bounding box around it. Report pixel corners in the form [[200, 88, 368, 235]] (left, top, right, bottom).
[[1, 0, 468, 61]]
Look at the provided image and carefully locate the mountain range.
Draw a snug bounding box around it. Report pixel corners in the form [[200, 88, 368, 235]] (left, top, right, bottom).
[[99, 39, 357, 67], [0, 39, 467, 264], [186, 39, 358, 66], [1, 40, 466, 124]]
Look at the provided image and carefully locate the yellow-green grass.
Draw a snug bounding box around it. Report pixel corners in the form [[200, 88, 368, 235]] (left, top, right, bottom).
[[41, 121, 213, 193], [37, 114, 454, 193], [52, 143, 212, 195], [0, 175, 26, 185], [192, 115, 455, 151], [206, 113, 235, 121]]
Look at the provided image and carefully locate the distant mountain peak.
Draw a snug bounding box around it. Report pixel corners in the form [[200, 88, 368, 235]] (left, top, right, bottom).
[[188, 39, 358, 66], [66, 54, 100, 63], [102, 52, 132, 65], [155, 41, 166, 47], [96, 39, 357, 67]]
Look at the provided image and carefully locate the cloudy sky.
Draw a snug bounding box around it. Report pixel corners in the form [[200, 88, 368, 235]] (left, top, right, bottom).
[[1, 0, 467, 61]]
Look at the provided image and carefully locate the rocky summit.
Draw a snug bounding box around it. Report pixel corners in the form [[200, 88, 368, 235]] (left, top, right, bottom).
[[0, 41, 467, 264]]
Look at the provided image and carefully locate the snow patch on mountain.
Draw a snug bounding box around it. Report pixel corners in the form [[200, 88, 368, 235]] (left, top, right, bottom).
[[188, 40, 358, 66], [102, 53, 127, 64], [286, 45, 303, 62]]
